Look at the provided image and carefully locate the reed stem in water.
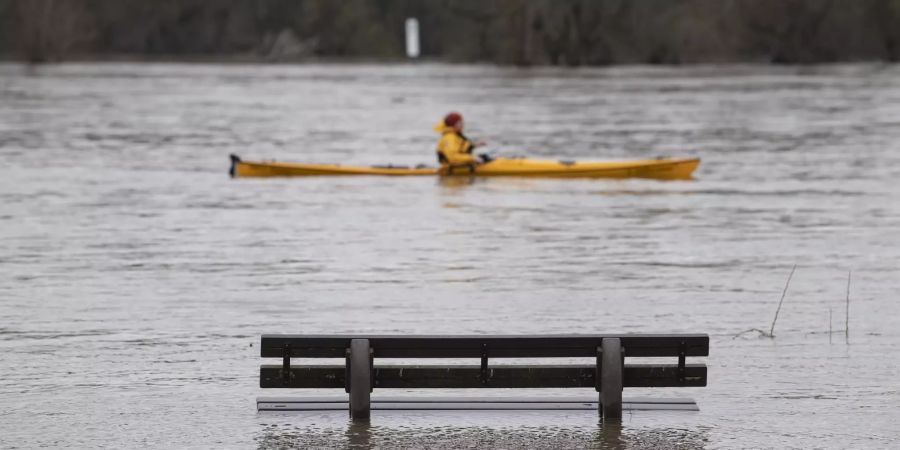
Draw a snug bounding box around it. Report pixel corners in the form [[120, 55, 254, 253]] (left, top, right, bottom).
[[768, 264, 797, 337], [845, 271, 851, 341], [829, 308, 833, 344]]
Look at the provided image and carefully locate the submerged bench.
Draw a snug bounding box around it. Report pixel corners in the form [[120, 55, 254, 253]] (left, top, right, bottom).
[[259, 334, 708, 421]]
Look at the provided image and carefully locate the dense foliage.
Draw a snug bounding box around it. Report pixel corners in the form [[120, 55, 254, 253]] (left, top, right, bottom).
[[2, 0, 900, 64]]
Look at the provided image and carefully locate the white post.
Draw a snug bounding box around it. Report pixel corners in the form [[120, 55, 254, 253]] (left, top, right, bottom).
[[405, 18, 420, 59]]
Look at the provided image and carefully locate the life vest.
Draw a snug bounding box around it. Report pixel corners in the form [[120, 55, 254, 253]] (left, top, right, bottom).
[[433, 122, 478, 166]]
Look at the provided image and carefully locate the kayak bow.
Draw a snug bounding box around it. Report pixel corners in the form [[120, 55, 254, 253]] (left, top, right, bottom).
[[229, 154, 700, 180]]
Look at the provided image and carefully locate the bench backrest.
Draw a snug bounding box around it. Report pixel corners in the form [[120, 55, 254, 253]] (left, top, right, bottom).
[[260, 334, 709, 358]]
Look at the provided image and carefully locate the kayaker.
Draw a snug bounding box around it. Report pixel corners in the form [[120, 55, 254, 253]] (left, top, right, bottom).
[[433, 112, 486, 172]]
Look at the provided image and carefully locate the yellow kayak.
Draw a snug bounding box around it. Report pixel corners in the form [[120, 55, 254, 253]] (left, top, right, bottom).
[[229, 154, 700, 180]]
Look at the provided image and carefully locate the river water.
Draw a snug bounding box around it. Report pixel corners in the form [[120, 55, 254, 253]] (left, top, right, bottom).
[[1, 62, 899, 449]]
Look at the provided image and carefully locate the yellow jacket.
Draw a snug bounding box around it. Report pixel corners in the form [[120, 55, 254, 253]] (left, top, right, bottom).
[[433, 123, 478, 166]]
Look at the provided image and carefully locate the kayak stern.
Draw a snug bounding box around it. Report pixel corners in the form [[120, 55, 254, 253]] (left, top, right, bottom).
[[230, 154, 437, 177]]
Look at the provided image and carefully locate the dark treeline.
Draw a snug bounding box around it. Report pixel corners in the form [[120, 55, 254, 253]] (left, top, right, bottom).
[[2, 0, 900, 65]]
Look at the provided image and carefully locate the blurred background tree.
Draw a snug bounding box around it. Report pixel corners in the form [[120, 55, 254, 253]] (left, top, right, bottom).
[[1, 0, 900, 64], [10, 0, 96, 62]]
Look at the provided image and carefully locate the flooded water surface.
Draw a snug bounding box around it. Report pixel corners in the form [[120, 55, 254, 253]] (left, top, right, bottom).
[[1, 62, 899, 448]]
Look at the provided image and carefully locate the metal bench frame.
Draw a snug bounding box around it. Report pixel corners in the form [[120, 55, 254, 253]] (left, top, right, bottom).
[[259, 334, 709, 421]]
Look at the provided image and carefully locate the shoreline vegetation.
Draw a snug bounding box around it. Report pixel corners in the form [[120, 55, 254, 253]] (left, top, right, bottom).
[[2, 0, 900, 66]]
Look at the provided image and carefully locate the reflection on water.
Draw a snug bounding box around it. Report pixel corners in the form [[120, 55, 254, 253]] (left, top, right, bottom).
[[256, 415, 709, 449], [436, 175, 479, 189]]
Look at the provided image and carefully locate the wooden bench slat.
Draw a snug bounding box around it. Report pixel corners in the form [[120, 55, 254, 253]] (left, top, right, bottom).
[[257, 398, 700, 412], [260, 364, 707, 389], [259, 334, 709, 358]]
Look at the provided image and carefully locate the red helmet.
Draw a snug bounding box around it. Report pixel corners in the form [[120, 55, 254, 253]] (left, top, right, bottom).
[[443, 112, 462, 127]]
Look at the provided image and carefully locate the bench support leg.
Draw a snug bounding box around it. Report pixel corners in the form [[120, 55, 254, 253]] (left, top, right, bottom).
[[349, 339, 371, 421], [601, 338, 623, 420]]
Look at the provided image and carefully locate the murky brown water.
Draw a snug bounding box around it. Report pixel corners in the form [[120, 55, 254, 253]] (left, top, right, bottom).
[[1, 62, 899, 448]]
